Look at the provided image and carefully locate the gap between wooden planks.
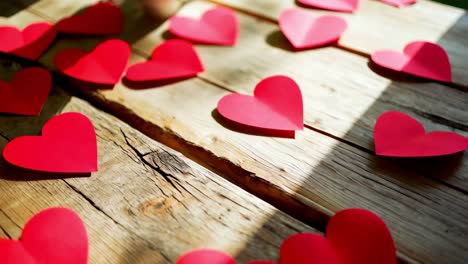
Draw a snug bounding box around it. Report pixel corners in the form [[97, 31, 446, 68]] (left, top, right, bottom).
[[207, 0, 468, 89], [0, 81, 318, 263], [151, 1, 468, 193], [19, 0, 468, 191], [3, 1, 468, 263]]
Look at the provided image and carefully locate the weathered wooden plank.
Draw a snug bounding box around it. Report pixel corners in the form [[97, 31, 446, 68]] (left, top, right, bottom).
[[0, 138, 169, 264], [18, 0, 467, 191], [0, 67, 318, 263], [130, 1, 468, 191], [31, 45, 468, 262], [5, 2, 468, 263], [62, 70, 468, 263], [209, 0, 468, 87], [6, 0, 468, 86]]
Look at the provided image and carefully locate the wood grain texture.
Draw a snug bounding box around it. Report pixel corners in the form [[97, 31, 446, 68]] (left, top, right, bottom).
[[133, 1, 468, 191], [209, 0, 468, 87], [0, 69, 317, 263], [15, 1, 467, 191], [62, 71, 468, 264], [3, 1, 468, 263]]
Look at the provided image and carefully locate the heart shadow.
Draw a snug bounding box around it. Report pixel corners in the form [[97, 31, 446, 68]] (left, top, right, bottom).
[[367, 61, 428, 83], [212, 109, 296, 138], [265, 29, 340, 52], [373, 152, 466, 181], [122, 76, 195, 90], [0, 157, 91, 181], [53, 71, 116, 90]]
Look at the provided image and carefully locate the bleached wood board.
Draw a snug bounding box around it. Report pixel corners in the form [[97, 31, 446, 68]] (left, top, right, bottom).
[[3, 2, 468, 263], [0, 73, 317, 263], [209, 0, 468, 87], [16, 0, 467, 192], [131, 1, 468, 191]]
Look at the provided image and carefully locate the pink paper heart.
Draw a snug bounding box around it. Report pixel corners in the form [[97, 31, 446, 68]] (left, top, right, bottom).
[[374, 111, 466, 157], [217, 75, 303, 133], [298, 0, 359, 13], [169, 6, 239, 46], [0, 208, 88, 264], [279, 8, 347, 49], [0, 22, 57, 60], [0, 67, 51, 116], [176, 249, 235, 264], [125, 39, 204, 82], [3, 112, 98, 173], [54, 39, 130, 85], [380, 0, 416, 8], [56, 2, 123, 35], [280, 209, 396, 264], [371, 41, 451, 82]]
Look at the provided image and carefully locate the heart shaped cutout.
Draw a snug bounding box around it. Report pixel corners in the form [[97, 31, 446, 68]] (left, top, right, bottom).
[[217, 75, 303, 135], [3, 112, 98, 173], [125, 39, 204, 82], [0, 67, 51, 116], [56, 2, 123, 35], [176, 250, 275, 264], [54, 39, 130, 86], [379, 0, 416, 7], [279, 8, 347, 49], [371, 41, 451, 82], [176, 249, 235, 264], [169, 6, 239, 46], [280, 209, 396, 264], [298, 0, 359, 13], [0, 207, 88, 264], [374, 111, 466, 157], [0, 22, 57, 60]]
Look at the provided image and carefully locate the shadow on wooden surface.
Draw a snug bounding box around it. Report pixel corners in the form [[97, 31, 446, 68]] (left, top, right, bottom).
[[0, 57, 72, 139], [231, 11, 468, 264], [1, 1, 467, 263], [212, 109, 296, 138], [0, 160, 91, 181], [0, 0, 38, 17], [123, 76, 196, 89]]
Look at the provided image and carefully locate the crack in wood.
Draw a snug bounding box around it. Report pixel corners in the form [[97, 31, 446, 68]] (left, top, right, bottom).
[[0, 132, 11, 141], [0, 225, 11, 239], [120, 128, 182, 192]]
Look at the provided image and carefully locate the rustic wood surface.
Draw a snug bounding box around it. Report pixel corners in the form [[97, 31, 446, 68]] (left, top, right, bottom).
[[209, 0, 468, 87], [131, 1, 468, 191], [1, 0, 467, 263], [0, 72, 317, 263]]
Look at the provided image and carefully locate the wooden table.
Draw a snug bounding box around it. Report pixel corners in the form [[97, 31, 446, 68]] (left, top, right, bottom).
[[0, 0, 467, 263]]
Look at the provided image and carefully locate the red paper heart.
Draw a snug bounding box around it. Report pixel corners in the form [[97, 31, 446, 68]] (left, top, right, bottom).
[[3, 112, 98, 173], [379, 0, 416, 7], [371, 41, 451, 82], [54, 39, 130, 85], [0, 67, 51, 116], [125, 39, 204, 82], [0, 207, 88, 264], [280, 209, 396, 264], [176, 249, 235, 264], [279, 8, 347, 49], [298, 0, 359, 13], [56, 2, 123, 35], [217, 75, 303, 133], [374, 111, 466, 157], [169, 6, 239, 46], [0, 22, 57, 60]]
